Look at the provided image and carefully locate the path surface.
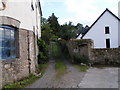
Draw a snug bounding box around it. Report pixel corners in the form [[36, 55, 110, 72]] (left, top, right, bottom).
[[27, 61, 86, 88], [27, 42, 119, 88], [78, 67, 119, 88]]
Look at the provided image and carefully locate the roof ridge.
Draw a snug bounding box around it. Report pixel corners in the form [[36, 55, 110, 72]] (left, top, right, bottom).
[[81, 8, 120, 39]]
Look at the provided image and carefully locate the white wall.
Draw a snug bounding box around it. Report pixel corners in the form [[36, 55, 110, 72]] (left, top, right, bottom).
[[118, 2, 120, 47], [0, 0, 41, 37], [83, 11, 119, 48]]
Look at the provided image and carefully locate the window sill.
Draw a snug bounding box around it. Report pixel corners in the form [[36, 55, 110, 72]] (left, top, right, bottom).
[[1, 58, 19, 64]]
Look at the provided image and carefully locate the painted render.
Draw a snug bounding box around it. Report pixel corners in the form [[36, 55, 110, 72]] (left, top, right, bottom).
[[77, 9, 120, 48], [0, 0, 41, 38]]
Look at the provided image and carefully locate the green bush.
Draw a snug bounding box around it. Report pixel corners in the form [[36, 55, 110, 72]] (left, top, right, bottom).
[[73, 54, 89, 65], [37, 39, 49, 64], [58, 40, 70, 59], [38, 52, 48, 64], [50, 35, 58, 41]]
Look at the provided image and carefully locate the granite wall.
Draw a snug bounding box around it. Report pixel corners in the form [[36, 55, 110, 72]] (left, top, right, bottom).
[[90, 48, 120, 65], [62, 39, 120, 65]]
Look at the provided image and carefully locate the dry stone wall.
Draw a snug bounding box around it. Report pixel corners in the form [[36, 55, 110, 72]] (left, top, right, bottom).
[[64, 39, 120, 65], [91, 48, 120, 65]]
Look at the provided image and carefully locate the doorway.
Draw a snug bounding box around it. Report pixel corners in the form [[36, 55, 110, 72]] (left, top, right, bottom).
[[106, 39, 110, 48]]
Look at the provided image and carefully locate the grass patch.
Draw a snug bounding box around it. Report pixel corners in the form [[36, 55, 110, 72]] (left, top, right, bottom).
[[74, 65, 89, 72], [55, 60, 67, 78], [3, 63, 48, 89]]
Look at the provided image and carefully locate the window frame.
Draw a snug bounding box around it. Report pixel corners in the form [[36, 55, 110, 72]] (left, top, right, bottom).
[[105, 26, 110, 34], [0, 25, 17, 59]]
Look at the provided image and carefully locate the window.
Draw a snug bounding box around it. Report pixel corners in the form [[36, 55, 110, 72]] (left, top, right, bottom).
[[106, 39, 110, 48], [31, 1, 34, 11], [105, 27, 110, 34], [0, 26, 16, 59]]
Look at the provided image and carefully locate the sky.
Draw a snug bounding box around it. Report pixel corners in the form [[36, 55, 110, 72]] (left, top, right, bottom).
[[41, 0, 120, 26]]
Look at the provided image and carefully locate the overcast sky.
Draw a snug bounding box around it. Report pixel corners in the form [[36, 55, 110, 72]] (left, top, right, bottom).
[[41, 0, 119, 26]]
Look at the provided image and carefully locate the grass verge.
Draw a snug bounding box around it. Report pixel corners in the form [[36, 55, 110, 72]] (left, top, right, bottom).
[[55, 60, 67, 78], [3, 63, 48, 89], [74, 65, 89, 72]]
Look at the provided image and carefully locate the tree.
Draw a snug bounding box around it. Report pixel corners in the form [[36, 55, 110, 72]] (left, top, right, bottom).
[[76, 23, 83, 30], [60, 22, 76, 40], [41, 17, 52, 44], [48, 13, 60, 36], [41, 17, 48, 26]]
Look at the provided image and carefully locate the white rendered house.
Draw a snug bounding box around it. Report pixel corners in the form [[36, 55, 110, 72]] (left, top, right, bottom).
[[81, 8, 120, 48], [0, 0, 42, 87]]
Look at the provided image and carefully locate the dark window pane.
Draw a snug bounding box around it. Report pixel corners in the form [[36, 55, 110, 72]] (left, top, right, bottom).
[[0, 39, 4, 47], [0, 28, 4, 39], [106, 39, 110, 48], [3, 48, 11, 58], [5, 29, 11, 39], [11, 30, 15, 40], [11, 49, 16, 58], [4, 39, 11, 47], [0, 47, 2, 59], [105, 27, 110, 34], [10, 40, 15, 47]]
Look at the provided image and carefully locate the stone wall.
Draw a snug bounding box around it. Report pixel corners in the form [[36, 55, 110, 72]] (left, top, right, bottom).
[[63, 39, 120, 65], [66, 39, 93, 58], [2, 29, 38, 86], [62, 39, 93, 63], [90, 48, 120, 65]]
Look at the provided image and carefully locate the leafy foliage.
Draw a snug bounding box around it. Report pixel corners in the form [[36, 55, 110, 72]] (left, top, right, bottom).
[[37, 39, 49, 64], [50, 35, 58, 41], [48, 13, 60, 36], [58, 40, 70, 59], [73, 54, 90, 65], [59, 22, 76, 40]]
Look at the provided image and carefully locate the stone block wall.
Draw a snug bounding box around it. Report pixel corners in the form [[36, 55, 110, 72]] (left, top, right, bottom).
[[63, 39, 120, 65], [2, 29, 38, 86], [90, 48, 120, 65], [65, 39, 93, 62]]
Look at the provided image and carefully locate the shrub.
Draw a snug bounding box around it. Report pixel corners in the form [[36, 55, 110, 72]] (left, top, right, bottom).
[[38, 52, 48, 64], [50, 35, 58, 41], [73, 54, 89, 65], [37, 39, 49, 64], [58, 40, 70, 59]]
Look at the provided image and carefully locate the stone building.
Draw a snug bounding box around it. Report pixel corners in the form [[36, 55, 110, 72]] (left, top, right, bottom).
[[0, 0, 42, 87]]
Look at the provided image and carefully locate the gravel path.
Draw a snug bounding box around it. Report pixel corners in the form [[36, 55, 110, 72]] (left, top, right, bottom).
[[78, 67, 119, 88], [27, 61, 86, 88], [54, 62, 86, 88]]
